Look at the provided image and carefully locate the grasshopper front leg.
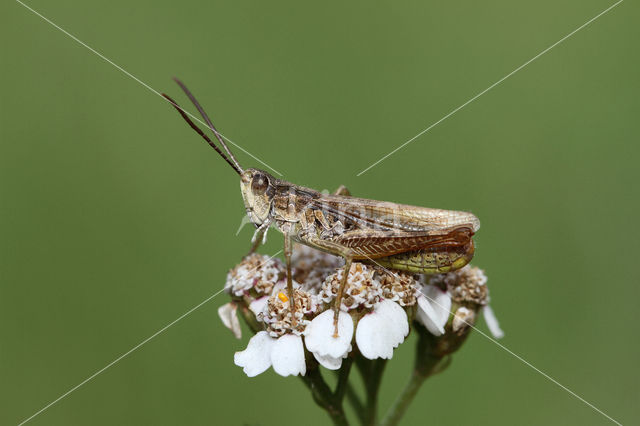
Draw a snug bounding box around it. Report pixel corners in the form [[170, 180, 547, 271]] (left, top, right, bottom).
[[246, 228, 264, 255], [283, 234, 297, 326], [333, 253, 353, 337], [246, 220, 271, 256]]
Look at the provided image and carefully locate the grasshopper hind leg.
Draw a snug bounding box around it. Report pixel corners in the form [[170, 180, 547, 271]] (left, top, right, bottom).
[[333, 185, 351, 196], [330, 185, 352, 336]]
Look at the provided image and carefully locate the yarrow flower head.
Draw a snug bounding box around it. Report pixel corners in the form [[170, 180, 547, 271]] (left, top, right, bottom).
[[260, 288, 316, 337], [221, 247, 503, 378], [319, 262, 381, 310], [219, 253, 288, 339], [416, 265, 504, 338], [224, 253, 285, 298]]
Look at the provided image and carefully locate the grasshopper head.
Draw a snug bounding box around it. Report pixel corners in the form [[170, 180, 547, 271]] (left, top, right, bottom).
[[241, 168, 275, 226]]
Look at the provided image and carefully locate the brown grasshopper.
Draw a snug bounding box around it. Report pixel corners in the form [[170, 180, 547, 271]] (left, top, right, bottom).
[[162, 79, 480, 336]]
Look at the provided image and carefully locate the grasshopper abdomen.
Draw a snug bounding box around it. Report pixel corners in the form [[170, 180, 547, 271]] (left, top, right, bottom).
[[372, 240, 475, 274]]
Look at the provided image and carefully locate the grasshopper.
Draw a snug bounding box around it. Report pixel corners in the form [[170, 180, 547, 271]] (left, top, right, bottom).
[[162, 79, 480, 336]]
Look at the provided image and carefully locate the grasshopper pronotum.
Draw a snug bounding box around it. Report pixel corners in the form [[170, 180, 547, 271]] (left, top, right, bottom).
[[163, 79, 479, 336]]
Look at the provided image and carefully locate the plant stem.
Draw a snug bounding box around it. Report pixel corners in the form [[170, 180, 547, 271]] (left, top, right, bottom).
[[357, 358, 387, 426], [303, 367, 350, 426], [380, 369, 428, 426], [380, 349, 444, 426], [382, 324, 471, 426], [335, 356, 354, 402], [237, 303, 263, 334], [333, 362, 364, 419]]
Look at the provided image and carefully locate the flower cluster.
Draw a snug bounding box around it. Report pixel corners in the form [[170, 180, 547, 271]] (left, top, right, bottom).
[[219, 246, 503, 377]]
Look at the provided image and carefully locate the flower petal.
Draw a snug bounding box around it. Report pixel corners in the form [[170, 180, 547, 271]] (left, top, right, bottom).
[[452, 306, 475, 333], [271, 334, 306, 377], [355, 300, 408, 360], [313, 352, 344, 370], [218, 302, 242, 339], [416, 285, 451, 336], [304, 310, 354, 359], [482, 305, 504, 339], [249, 296, 269, 317], [234, 331, 273, 377]]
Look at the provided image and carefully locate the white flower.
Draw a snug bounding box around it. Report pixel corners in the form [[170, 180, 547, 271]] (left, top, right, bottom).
[[249, 296, 268, 317], [304, 310, 354, 369], [416, 284, 452, 336], [218, 302, 242, 339], [482, 305, 504, 339], [271, 334, 306, 376], [234, 331, 273, 377], [234, 331, 306, 377], [225, 254, 284, 297], [355, 299, 408, 359]]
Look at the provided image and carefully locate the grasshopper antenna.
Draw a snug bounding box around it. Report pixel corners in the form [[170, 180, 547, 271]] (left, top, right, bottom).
[[162, 93, 243, 176], [171, 78, 244, 174]]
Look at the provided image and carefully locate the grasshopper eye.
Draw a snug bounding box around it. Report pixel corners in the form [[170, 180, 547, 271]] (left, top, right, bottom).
[[251, 173, 269, 194]]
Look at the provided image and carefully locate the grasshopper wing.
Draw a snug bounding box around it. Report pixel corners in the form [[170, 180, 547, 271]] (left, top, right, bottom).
[[309, 194, 480, 235]]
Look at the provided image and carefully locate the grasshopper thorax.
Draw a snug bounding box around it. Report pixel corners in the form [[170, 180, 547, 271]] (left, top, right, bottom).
[[241, 168, 276, 226]]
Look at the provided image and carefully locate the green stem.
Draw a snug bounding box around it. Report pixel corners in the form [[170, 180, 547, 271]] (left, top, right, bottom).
[[303, 367, 349, 426], [237, 303, 263, 334], [358, 358, 387, 426], [380, 369, 429, 426], [382, 323, 471, 426], [333, 363, 364, 418], [334, 356, 354, 402]]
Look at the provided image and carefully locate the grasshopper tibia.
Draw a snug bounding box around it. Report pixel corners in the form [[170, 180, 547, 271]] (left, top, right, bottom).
[[283, 234, 297, 326]]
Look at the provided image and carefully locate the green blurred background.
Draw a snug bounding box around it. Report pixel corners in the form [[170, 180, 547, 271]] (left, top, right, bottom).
[[1, 0, 638, 424]]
